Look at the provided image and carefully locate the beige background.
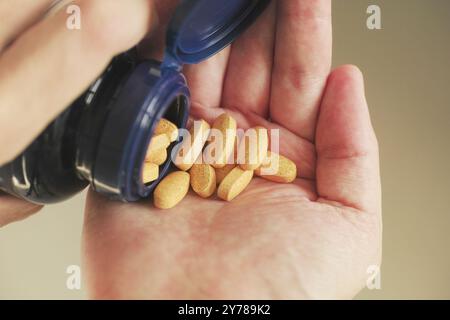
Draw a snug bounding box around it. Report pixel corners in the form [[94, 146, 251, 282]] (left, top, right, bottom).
[[1, 0, 449, 299]]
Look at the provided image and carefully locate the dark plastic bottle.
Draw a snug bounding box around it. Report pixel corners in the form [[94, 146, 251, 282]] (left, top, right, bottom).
[[0, 0, 271, 205], [0, 52, 190, 204]]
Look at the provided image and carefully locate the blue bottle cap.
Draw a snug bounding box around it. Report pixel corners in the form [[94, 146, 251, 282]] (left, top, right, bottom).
[[164, 0, 271, 67]]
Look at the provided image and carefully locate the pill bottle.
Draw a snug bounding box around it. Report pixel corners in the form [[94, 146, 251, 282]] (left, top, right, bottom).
[[0, 0, 270, 204]]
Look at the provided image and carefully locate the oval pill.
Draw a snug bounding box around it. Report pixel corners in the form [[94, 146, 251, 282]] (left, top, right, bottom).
[[218, 167, 254, 202], [142, 163, 159, 184], [154, 118, 179, 142], [208, 113, 237, 169], [215, 164, 236, 185], [147, 134, 170, 157], [146, 148, 168, 166], [238, 126, 268, 171], [175, 120, 210, 171], [154, 171, 190, 209], [255, 152, 297, 183], [190, 164, 216, 198]]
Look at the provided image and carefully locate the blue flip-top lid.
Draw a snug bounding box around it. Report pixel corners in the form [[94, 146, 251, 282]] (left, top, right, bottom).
[[164, 0, 270, 68]]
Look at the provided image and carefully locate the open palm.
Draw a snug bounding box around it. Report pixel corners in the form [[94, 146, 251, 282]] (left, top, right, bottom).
[[83, 0, 381, 299]]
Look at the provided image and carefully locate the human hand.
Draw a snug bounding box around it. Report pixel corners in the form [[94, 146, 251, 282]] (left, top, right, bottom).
[[83, 0, 382, 299], [0, 0, 156, 227]]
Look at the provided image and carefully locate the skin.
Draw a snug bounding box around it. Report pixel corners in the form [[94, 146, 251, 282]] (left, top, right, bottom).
[[0, 0, 382, 299]]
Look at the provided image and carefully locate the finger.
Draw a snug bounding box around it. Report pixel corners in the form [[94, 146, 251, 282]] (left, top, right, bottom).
[[0, 0, 156, 165], [184, 49, 231, 109], [316, 65, 381, 214], [270, 0, 332, 141], [0, 193, 42, 228], [221, 1, 276, 117], [0, 0, 53, 50]]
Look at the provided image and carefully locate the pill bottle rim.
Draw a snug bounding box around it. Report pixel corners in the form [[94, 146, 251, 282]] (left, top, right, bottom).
[[138, 93, 190, 193], [91, 60, 191, 202]]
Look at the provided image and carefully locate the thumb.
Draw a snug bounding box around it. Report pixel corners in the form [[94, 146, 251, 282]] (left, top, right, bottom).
[[315, 65, 381, 214]]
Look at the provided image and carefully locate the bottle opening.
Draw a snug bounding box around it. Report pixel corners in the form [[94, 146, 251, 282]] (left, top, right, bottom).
[[140, 94, 189, 189]]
